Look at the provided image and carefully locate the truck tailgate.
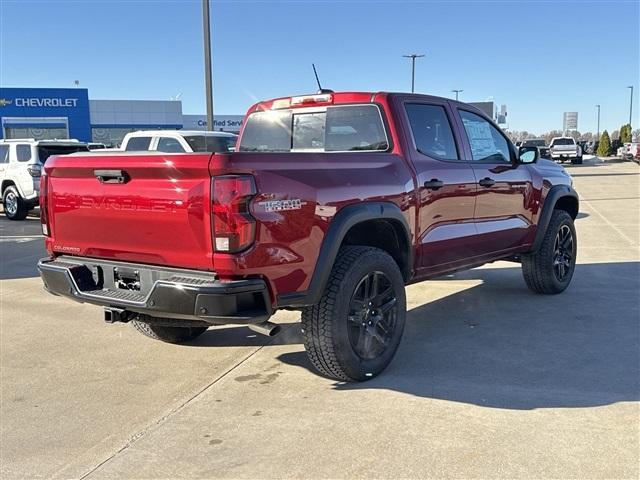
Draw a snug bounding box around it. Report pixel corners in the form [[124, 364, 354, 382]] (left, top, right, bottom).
[[44, 153, 217, 270]]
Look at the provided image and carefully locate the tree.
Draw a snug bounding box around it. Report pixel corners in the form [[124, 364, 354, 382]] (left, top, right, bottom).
[[597, 130, 611, 157], [633, 129, 640, 142], [581, 132, 594, 141], [619, 124, 632, 143], [567, 130, 581, 140], [541, 130, 563, 145], [611, 130, 620, 140]]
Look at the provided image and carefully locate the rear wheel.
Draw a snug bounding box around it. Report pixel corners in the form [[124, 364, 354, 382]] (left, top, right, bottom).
[[3, 186, 29, 220], [301, 246, 406, 382], [131, 319, 208, 344], [522, 210, 577, 294]]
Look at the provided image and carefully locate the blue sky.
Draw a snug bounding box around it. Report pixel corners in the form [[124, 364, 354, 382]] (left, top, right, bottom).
[[1, 0, 638, 133]]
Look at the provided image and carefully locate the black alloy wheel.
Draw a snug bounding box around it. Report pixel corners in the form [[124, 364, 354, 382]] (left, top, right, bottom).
[[347, 271, 399, 360], [552, 224, 574, 281]]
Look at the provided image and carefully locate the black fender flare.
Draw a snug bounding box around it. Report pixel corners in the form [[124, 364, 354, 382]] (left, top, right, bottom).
[[529, 184, 579, 252], [277, 202, 412, 308]]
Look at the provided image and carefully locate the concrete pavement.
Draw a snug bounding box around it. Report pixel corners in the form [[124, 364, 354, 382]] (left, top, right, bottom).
[[1, 157, 638, 479]]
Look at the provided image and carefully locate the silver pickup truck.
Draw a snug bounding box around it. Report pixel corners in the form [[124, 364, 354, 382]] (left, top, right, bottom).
[[549, 137, 582, 164]]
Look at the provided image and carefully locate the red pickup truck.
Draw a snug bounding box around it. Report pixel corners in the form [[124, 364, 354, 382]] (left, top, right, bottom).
[[38, 91, 578, 381]]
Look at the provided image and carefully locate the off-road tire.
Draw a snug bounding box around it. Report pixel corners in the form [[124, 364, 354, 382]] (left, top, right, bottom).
[[301, 246, 406, 382], [522, 209, 577, 294], [3, 186, 29, 220], [131, 320, 208, 344]]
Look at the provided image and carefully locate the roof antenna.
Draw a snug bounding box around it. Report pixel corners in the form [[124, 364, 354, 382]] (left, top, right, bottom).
[[312, 63, 334, 94]]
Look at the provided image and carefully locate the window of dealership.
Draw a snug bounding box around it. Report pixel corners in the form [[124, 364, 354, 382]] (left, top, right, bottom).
[[0, 87, 244, 146]]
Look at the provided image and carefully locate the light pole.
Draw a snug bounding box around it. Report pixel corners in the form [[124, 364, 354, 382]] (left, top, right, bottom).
[[596, 104, 600, 139], [202, 0, 214, 131], [402, 54, 425, 93], [451, 89, 463, 101], [627, 86, 634, 127]]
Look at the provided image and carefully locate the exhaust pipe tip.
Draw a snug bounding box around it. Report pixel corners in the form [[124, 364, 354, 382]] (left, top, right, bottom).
[[248, 321, 281, 337]]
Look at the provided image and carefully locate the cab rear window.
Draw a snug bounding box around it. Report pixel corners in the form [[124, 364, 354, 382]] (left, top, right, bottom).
[[551, 138, 575, 146], [239, 105, 388, 153]]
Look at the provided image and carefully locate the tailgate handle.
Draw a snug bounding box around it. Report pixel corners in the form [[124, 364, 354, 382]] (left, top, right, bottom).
[[94, 169, 128, 184]]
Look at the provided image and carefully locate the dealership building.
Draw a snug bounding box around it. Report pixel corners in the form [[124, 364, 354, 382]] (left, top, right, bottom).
[[0, 87, 244, 146]]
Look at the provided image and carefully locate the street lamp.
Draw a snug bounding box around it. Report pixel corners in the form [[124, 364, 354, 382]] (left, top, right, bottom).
[[596, 104, 600, 139], [627, 86, 634, 127], [451, 89, 463, 101], [402, 54, 425, 93], [202, 0, 214, 130]]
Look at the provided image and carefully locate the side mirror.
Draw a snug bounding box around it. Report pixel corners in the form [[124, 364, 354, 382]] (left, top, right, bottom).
[[518, 146, 538, 164]]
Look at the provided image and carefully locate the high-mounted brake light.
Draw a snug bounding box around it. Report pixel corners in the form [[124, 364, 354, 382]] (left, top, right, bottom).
[[212, 175, 257, 253], [290, 93, 333, 106]]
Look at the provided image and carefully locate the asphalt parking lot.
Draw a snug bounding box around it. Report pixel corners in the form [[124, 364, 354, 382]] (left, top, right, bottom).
[[1, 157, 638, 479]]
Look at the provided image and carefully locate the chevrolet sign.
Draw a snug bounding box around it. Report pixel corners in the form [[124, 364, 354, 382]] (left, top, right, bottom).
[[14, 97, 79, 108], [0, 98, 13, 107]]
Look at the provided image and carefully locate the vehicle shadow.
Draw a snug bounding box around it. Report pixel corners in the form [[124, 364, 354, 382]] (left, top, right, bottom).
[[184, 321, 301, 348], [278, 261, 640, 410]]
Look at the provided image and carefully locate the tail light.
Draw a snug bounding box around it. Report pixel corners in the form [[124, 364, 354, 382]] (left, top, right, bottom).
[[212, 175, 257, 253], [27, 164, 42, 177], [40, 172, 50, 236]]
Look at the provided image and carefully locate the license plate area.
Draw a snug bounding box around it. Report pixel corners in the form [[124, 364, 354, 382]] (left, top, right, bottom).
[[114, 267, 141, 291]]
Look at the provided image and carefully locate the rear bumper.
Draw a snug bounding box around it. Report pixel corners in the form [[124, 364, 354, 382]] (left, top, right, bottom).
[[38, 256, 272, 325], [551, 151, 578, 158]]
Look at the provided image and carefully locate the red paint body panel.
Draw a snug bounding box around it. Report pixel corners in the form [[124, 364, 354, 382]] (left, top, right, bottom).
[[44, 154, 216, 270], [43, 92, 573, 310]]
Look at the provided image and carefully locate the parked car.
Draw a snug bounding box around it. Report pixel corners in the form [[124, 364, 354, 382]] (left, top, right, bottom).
[[0, 138, 89, 220], [521, 138, 550, 158], [549, 137, 582, 164], [622, 142, 640, 161], [38, 91, 579, 381], [87, 143, 108, 150], [120, 130, 237, 153]]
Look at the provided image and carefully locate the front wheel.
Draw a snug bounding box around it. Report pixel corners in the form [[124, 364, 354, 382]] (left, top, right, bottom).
[[522, 210, 577, 294], [301, 246, 406, 382]]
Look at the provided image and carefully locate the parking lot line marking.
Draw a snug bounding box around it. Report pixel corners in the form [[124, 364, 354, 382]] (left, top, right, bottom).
[[579, 197, 636, 246]]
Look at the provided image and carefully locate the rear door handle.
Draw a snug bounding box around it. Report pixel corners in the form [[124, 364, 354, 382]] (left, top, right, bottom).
[[478, 177, 495, 188], [424, 178, 444, 190], [94, 169, 128, 184]]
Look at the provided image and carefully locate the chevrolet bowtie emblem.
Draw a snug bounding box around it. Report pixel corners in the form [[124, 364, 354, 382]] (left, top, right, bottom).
[[0, 98, 13, 107]]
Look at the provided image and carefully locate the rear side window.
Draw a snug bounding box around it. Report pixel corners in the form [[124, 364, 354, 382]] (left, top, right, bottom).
[[405, 104, 458, 160], [156, 137, 185, 153], [239, 105, 388, 153], [125, 137, 152, 151], [0, 145, 8, 163], [16, 145, 31, 162]]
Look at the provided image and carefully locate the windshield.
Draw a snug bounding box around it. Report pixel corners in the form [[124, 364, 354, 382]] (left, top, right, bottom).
[[37, 145, 90, 163], [551, 138, 575, 146], [184, 135, 237, 153], [523, 139, 545, 147], [239, 104, 388, 153]]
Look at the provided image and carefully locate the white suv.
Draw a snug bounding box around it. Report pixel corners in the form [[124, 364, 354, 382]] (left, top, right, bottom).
[[120, 130, 237, 153], [0, 139, 89, 220], [120, 130, 238, 153]]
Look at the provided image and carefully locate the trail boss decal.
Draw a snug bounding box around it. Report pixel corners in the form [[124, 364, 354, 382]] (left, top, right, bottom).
[[258, 199, 304, 212]]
